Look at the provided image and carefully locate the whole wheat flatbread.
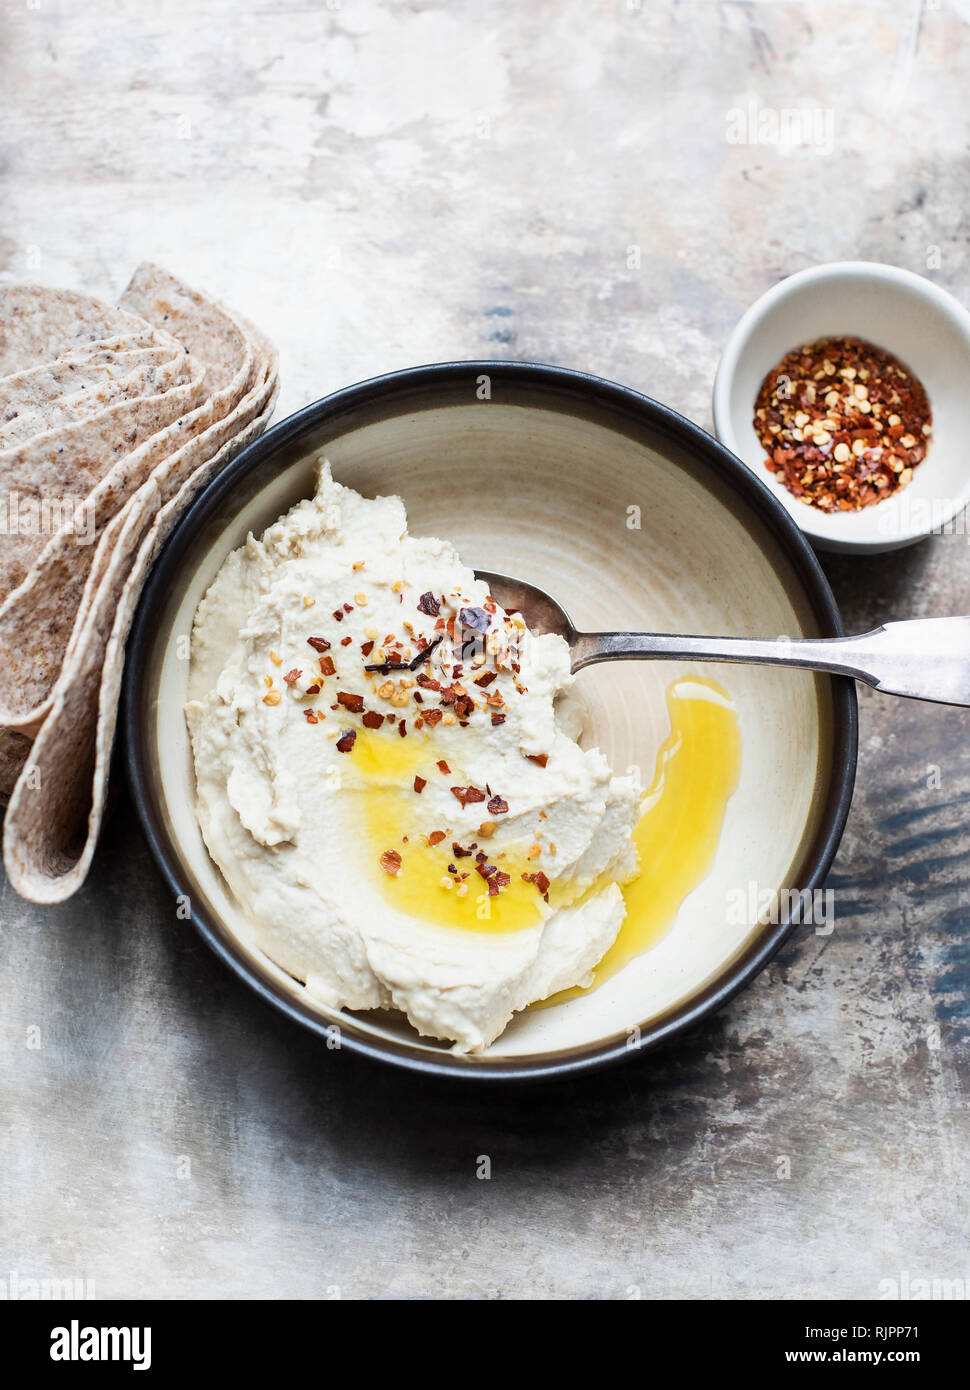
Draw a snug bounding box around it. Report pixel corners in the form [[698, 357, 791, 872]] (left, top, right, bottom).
[[0, 321, 190, 433], [0, 287, 150, 376], [0, 347, 193, 450], [0, 728, 30, 804], [2, 374, 278, 900], [0, 352, 206, 599], [120, 263, 251, 396], [0, 335, 168, 410], [0, 266, 278, 898], [0, 268, 258, 730]]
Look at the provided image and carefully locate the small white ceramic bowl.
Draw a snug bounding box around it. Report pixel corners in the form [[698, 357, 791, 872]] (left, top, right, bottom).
[[713, 262, 970, 554]]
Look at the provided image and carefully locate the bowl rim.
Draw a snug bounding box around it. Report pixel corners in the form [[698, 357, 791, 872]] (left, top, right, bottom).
[[124, 359, 858, 1083], [712, 259, 970, 551]]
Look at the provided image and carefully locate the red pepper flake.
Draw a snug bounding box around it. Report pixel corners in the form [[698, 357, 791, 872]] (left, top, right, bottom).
[[423, 709, 443, 727], [754, 335, 932, 513], [337, 691, 365, 713], [452, 842, 473, 858], [283, 668, 302, 684], [427, 830, 446, 847], [362, 710, 383, 729], [332, 610, 344, 622], [306, 683, 321, 695], [340, 636, 353, 646], [417, 591, 441, 617], [454, 695, 474, 720], [380, 848, 402, 876], [414, 775, 427, 793], [434, 617, 446, 630], [319, 656, 336, 676], [527, 754, 548, 768], [416, 673, 441, 691], [474, 671, 496, 688], [451, 785, 486, 807], [307, 637, 331, 652], [343, 603, 354, 613], [398, 720, 407, 737], [336, 729, 357, 753], [303, 709, 319, 724], [437, 759, 451, 774], [493, 870, 511, 889], [522, 870, 550, 896], [361, 640, 375, 657], [487, 796, 509, 815], [490, 712, 506, 727], [439, 684, 457, 706]]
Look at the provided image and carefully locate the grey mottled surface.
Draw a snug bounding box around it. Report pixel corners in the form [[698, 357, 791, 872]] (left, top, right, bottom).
[[1, 0, 968, 1300]]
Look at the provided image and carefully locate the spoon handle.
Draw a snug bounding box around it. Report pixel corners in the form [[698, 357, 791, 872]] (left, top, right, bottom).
[[571, 616, 970, 707]]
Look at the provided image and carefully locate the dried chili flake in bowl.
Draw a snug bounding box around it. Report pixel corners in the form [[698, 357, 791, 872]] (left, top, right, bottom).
[[754, 336, 932, 513]]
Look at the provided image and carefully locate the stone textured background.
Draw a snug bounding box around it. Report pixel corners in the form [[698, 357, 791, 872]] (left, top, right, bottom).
[[1, 0, 968, 1299]]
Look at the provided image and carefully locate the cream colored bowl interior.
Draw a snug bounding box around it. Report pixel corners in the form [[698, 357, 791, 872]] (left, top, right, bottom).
[[154, 401, 831, 1060]]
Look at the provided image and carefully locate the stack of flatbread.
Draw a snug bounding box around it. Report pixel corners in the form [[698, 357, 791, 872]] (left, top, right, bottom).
[[0, 264, 279, 902]]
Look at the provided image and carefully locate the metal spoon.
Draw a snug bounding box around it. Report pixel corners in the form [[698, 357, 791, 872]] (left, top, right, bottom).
[[476, 570, 970, 708]]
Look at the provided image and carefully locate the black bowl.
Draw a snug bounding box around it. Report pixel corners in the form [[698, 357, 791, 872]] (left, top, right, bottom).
[[124, 361, 857, 1081]]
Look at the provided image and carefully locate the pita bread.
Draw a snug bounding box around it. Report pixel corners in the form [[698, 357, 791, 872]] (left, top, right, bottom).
[[0, 340, 190, 448], [0, 266, 279, 899], [0, 352, 206, 599], [120, 263, 251, 396], [3, 376, 278, 900], [0, 728, 30, 804], [0, 287, 149, 376], [0, 268, 258, 731]]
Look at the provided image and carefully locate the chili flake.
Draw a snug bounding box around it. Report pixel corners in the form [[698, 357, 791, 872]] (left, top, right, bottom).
[[451, 786, 486, 807], [754, 336, 932, 512]]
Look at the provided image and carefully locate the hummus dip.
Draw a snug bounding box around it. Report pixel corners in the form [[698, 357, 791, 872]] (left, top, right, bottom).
[[186, 459, 640, 1051]]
